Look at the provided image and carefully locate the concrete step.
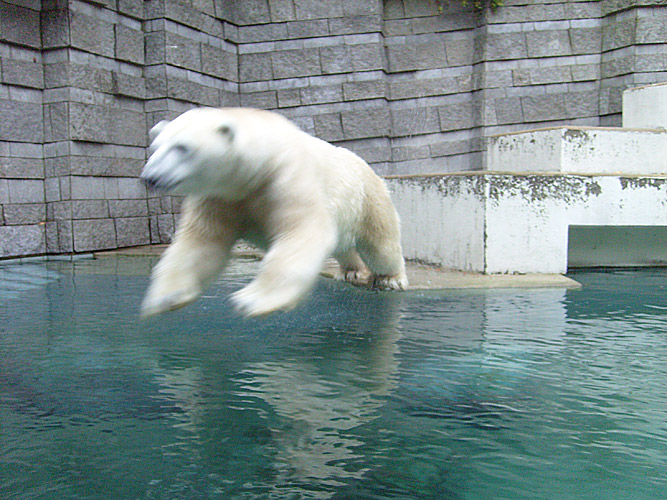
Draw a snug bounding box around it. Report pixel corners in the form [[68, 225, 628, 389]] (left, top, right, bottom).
[[485, 126, 667, 175]]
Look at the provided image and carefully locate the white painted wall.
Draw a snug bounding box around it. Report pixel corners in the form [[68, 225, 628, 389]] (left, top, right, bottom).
[[623, 82, 667, 129], [387, 174, 667, 274], [486, 127, 667, 175]]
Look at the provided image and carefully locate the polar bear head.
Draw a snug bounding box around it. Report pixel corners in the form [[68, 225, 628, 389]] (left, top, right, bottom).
[[140, 107, 290, 200]]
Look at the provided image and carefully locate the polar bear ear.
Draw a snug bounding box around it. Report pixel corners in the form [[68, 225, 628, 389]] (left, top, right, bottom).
[[149, 120, 169, 142]]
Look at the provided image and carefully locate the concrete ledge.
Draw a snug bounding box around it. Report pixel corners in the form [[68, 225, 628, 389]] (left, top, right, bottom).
[[486, 126, 667, 175], [94, 244, 581, 290], [387, 172, 667, 274]]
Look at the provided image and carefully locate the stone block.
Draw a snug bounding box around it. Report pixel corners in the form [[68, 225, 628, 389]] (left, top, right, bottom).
[[636, 13, 667, 44], [167, 77, 220, 107], [329, 15, 382, 36], [602, 17, 636, 52], [202, 44, 238, 81], [445, 37, 474, 67], [525, 30, 572, 58], [386, 40, 447, 72], [0, 157, 44, 179], [341, 108, 391, 139], [71, 199, 109, 219], [112, 73, 146, 99], [117, 177, 147, 199], [313, 113, 344, 141], [240, 90, 278, 109], [1, 59, 44, 89], [118, 0, 144, 19], [391, 107, 441, 136], [530, 66, 573, 86], [226, 0, 271, 25], [494, 97, 523, 125], [320, 46, 353, 74], [521, 94, 568, 123], [277, 88, 302, 107], [571, 64, 600, 82], [271, 48, 321, 79], [343, 0, 381, 16], [45, 177, 60, 202], [3, 203, 45, 225], [269, 0, 296, 22], [0, 3, 40, 49], [148, 213, 173, 243], [70, 176, 107, 200], [239, 52, 273, 82], [73, 218, 117, 252], [166, 32, 202, 71], [350, 43, 384, 72], [300, 85, 342, 105], [48, 201, 72, 221], [564, 90, 599, 119], [69, 103, 146, 147], [294, 0, 343, 20], [342, 80, 385, 101], [480, 32, 527, 62], [70, 12, 115, 58], [286, 19, 329, 38], [438, 102, 474, 131], [109, 199, 149, 218], [570, 27, 601, 55], [0, 99, 43, 143], [115, 24, 145, 65], [0, 225, 45, 258], [41, 9, 70, 49], [0, 179, 8, 204], [392, 144, 431, 162], [144, 31, 166, 64], [7, 179, 44, 204], [115, 217, 150, 247], [389, 76, 458, 100], [69, 102, 111, 143]]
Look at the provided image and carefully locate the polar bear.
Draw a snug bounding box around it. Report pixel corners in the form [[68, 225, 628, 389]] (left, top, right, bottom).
[[140, 107, 407, 317]]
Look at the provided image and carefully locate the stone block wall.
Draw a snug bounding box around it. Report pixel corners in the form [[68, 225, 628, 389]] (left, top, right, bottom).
[[1, 0, 667, 258]]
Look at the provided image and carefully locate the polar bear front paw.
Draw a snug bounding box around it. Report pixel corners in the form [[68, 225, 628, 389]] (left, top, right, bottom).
[[371, 274, 408, 291], [141, 287, 201, 318], [231, 282, 302, 317]]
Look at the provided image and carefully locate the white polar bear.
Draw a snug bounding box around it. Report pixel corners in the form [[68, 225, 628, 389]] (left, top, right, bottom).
[[140, 107, 408, 317]]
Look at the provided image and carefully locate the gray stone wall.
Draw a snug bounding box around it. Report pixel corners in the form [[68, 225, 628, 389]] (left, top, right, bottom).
[[1, 0, 667, 258]]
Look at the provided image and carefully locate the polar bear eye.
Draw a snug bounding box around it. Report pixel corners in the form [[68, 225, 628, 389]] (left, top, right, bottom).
[[172, 144, 191, 156], [218, 124, 233, 138]]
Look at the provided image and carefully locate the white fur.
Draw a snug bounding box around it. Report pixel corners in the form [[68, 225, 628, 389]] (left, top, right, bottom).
[[140, 107, 408, 317]]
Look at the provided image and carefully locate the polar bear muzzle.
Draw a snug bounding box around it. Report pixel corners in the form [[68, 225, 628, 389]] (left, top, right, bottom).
[[140, 143, 192, 192]]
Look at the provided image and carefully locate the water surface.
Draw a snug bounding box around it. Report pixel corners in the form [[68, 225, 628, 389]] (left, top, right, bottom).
[[1, 258, 667, 499]]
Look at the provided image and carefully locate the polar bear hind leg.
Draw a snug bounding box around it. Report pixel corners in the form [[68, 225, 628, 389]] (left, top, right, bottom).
[[333, 248, 370, 286], [356, 189, 408, 291]]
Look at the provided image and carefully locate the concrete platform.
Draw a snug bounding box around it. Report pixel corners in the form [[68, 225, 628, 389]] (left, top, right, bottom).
[[486, 126, 667, 175], [94, 244, 581, 290]]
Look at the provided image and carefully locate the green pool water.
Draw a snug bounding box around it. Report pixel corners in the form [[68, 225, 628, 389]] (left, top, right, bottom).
[[1, 257, 667, 500]]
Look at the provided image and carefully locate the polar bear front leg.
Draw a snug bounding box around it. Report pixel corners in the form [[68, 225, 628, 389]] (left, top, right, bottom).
[[141, 198, 237, 317], [231, 213, 336, 317]]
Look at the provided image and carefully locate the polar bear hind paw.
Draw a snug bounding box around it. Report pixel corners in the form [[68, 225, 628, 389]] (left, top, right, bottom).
[[371, 274, 408, 291], [334, 268, 370, 286]]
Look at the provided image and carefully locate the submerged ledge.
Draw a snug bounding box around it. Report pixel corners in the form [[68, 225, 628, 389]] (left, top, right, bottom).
[[94, 244, 581, 291]]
